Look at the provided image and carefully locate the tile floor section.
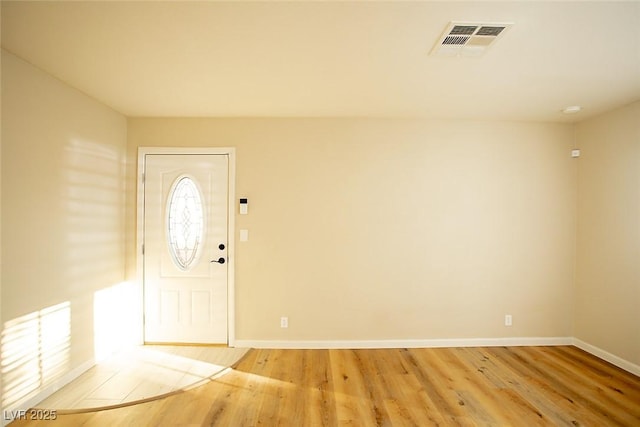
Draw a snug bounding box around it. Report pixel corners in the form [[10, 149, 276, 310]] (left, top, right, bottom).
[[36, 345, 249, 411]]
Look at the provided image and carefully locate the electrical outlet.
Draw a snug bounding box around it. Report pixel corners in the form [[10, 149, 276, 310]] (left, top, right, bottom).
[[505, 314, 513, 326], [280, 317, 288, 328]]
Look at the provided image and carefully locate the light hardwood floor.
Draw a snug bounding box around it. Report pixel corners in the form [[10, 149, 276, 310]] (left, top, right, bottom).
[[9, 345, 640, 426]]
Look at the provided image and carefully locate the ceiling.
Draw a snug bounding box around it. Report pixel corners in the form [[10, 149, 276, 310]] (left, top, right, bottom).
[[2, 1, 639, 122]]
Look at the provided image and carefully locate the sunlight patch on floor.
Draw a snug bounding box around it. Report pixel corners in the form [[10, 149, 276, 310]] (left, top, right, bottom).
[[36, 345, 248, 411]]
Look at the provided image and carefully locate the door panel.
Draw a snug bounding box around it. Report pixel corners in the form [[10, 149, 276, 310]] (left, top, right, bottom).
[[143, 154, 228, 343]]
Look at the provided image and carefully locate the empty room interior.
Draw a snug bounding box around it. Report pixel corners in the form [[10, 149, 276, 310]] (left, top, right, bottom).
[[1, 1, 639, 426]]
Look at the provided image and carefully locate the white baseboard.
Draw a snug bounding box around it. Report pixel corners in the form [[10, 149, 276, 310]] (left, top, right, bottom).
[[235, 336, 573, 350], [1, 358, 95, 427], [572, 338, 640, 377]]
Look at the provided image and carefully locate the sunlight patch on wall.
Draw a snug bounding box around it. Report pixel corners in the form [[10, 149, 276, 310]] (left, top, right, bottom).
[[1, 302, 71, 409], [94, 282, 141, 362], [64, 137, 123, 285], [64, 137, 136, 361]]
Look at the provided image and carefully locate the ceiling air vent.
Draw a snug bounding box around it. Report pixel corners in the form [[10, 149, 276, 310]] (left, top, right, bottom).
[[431, 22, 512, 57]]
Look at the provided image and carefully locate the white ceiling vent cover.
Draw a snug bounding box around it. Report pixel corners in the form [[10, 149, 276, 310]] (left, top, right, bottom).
[[431, 21, 512, 57]]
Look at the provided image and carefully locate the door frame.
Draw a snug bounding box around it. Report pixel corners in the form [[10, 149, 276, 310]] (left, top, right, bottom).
[[136, 147, 236, 346]]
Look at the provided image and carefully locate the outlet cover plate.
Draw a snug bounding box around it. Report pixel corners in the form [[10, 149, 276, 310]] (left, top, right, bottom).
[[505, 314, 513, 326]]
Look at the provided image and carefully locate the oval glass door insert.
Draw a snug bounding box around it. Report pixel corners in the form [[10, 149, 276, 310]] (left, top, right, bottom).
[[167, 176, 204, 270]]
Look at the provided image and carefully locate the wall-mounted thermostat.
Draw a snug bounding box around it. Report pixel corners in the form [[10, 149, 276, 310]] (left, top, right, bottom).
[[239, 198, 248, 215]]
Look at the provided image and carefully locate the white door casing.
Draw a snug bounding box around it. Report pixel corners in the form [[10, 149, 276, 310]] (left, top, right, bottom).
[[137, 148, 235, 345]]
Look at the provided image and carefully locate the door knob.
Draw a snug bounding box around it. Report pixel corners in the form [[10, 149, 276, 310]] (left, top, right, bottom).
[[211, 257, 226, 264]]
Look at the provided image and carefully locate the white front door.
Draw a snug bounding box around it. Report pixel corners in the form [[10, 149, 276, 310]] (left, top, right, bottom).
[[143, 154, 229, 343]]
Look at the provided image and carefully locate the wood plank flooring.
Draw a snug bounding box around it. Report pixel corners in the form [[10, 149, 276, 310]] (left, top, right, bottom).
[[9, 346, 640, 426]]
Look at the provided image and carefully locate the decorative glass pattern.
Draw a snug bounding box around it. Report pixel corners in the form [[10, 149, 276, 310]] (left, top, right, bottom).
[[167, 176, 204, 270]]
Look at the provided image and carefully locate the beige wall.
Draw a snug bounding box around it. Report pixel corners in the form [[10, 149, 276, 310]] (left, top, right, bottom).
[[127, 118, 576, 342], [1, 51, 127, 409], [575, 101, 640, 366]]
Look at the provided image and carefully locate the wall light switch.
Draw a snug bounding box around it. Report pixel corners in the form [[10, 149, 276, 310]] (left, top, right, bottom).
[[240, 229, 249, 242], [239, 198, 248, 215]]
